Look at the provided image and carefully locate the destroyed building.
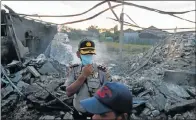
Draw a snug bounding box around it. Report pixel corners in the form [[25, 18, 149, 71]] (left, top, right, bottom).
[[1, 5, 196, 120], [1, 8, 57, 64]]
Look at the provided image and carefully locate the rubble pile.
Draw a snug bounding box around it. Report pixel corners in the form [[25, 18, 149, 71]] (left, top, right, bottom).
[[1, 32, 195, 120], [109, 32, 196, 119], [1, 54, 74, 120], [1, 33, 75, 120]]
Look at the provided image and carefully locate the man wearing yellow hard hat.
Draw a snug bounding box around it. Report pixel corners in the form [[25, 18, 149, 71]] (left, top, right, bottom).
[[65, 38, 112, 119]]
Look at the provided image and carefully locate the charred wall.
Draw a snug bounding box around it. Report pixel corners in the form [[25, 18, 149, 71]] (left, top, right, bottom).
[[1, 10, 57, 64], [11, 16, 57, 54]]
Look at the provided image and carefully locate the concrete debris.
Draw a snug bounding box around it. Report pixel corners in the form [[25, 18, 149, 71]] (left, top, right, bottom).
[[173, 114, 184, 120], [166, 99, 196, 113], [182, 111, 196, 119], [141, 108, 151, 116], [131, 113, 141, 119], [16, 81, 29, 92], [60, 111, 65, 116], [55, 117, 61, 120], [22, 73, 32, 84], [151, 110, 160, 117], [11, 71, 23, 83], [108, 32, 196, 119], [163, 70, 196, 86], [34, 81, 61, 100], [1, 85, 14, 99], [32, 54, 47, 65], [184, 86, 196, 97], [138, 90, 151, 97], [27, 66, 41, 77], [7, 60, 21, 67], [1, 31, 196, 119], [23, 83, 43, 96], [1, 94, 19, 114], [1, 78, 9, 84], [166, 83, 190, 98], [39, 115, 55, 120], [63, 112, 73, 120], [149, 93, 167, 111], [38, 61, 59, 75]]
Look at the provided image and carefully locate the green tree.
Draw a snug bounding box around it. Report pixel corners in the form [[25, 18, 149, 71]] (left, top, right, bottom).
[[114, 25, 118, 33], [87, 25, 99, 34]]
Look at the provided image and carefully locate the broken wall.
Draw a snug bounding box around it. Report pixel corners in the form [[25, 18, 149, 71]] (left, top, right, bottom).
[[11, 16, 57, 54]]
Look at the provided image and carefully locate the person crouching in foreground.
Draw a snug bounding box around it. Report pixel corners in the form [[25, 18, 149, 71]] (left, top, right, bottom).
[[80, 82, 132, 120]]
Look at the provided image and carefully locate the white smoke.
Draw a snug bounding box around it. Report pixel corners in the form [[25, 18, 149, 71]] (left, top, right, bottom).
[[93, 40, 113, 65]]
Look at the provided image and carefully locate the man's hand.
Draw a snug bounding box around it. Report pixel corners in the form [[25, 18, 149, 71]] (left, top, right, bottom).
[[81, 64, 93, 78]]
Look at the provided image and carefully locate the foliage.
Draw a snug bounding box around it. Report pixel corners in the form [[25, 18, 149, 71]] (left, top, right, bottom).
[[87, 25, 99, 34]]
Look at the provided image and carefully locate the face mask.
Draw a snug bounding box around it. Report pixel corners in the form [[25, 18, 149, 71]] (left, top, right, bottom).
[[81, 55, 93, 65]]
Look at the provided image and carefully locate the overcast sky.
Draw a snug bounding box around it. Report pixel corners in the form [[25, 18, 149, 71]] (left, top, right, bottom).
[[1, 1, 195, 31]]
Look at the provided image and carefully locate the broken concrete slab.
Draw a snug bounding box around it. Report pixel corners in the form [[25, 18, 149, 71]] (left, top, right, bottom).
[[1, 78, 9, 84], [132, 86, 145, 95], [34, 81, 61, 100], [32, 54, 47, 65], [1, 94, 18, 114], [7, 60, 21, 67], [157, 83, 185, 102], [138, 90, 151, 97], [151, 110, 160, 117], [60, 111, 65, 116], [141, 108, 151, 116], [166, 83, 190, 98], [23, 83, 42, 96], [16, 81, 30, 92], [55, 117, 61, 120], [63, 112, 73, 120], [165, 99, 196, 113], [173, 114, 183, 120], [27, 66, 41, 77], [143, 81, 154, 92], [131, 113, 141, 119], [149, 93, 167, 111], [182, 111, 196, 119], [30, 78, 35, 85], [38, 61, 58, 75], [145, 102, 156, 111], [133, 97, 147, 105], [183, 86, 196, 97], [163, 70, 196, 86], [26, 94, 45, 106], [11, 71, 22, 83], [22, 73, 32, 84], [39, 115, 55, 120], [1, 85, 13, 99]]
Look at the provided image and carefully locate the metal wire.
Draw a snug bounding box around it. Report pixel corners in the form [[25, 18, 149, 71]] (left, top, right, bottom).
[[59, 4, 123, 25], [7, 1, 107, 17], [107, 1, 120, 22], [107, 17, 196, 30], [113, 1, 196, 23]]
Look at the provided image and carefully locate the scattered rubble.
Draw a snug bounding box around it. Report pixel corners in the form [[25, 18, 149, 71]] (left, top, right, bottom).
[[1, 33, 73, 120], [1, 32, 196, 120], [109, 32, 196, 119]]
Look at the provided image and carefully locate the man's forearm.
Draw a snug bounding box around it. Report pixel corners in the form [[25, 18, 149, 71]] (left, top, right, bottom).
[[66, 74, 87, 97]]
